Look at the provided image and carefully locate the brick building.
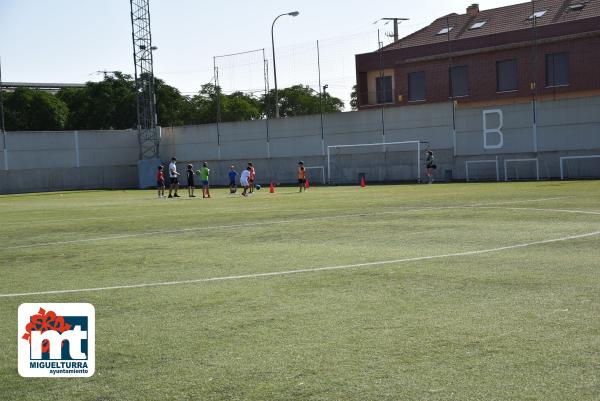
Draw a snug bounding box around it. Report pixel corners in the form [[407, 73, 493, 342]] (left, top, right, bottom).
[[355, 0, 600, 109]]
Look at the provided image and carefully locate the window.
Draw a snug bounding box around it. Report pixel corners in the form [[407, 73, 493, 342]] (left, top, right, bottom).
[[450, 65, 469, 97], [546, 53, 569, 87], [496, 59, 518, 92], [528, 10, 547, 19], [408, 72, 426, 101], [375, 76, 393, 104], [569, 3, 585, 11], [469, 21, 487, 30], [437, 27, 453, 35]]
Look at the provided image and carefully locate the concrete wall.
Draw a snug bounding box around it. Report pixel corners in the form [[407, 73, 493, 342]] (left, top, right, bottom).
[[0, 130, 138, 194], [1, 95, 599, 194], [160, 96, 599, 185]]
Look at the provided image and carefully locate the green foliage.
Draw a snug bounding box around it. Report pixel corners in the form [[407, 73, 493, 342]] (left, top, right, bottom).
[[57, 72, 137, 130], [3, 73, 346, 131], [350, 84, 358, 111], [4, 87, 68, 131], [262, 84, 344, 118], [155, 77, 193, 127]]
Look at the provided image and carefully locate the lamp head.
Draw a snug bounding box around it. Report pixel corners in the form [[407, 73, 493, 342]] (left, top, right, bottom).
[[289, 11, 300, 17]]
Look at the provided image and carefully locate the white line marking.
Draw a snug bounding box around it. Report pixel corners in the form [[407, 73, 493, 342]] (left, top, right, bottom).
[[1, 230, 598, 298], [0, 196, 573, 226], [478, 206, 600, 216], [3, 197, 574, 250]]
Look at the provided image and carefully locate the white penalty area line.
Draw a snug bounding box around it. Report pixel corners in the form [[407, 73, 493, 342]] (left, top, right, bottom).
[[1, 230, 598, 298], [477, 206, 600, 216], [4, 196, 575, 250]]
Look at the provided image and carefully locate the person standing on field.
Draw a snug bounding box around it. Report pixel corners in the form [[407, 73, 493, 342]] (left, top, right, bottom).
[[199, 162, 211, 198], [240, 166, 251, 197], [168, 157, 180, 198], [297, 161, 306, 192], [248, 162, 256, 193], [186, 164, 196, 198], [228, 165, 238, 194], [157, 165, 165, 198], [425, 150, 436, 184]]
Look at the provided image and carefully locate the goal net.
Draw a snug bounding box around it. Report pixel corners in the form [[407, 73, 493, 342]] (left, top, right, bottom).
[[503, 158, 540, 181], [304, 166, 326, 185], [465, 159, 499, 182], [327, 141, 422, 184], [560, 155, 600, 179]]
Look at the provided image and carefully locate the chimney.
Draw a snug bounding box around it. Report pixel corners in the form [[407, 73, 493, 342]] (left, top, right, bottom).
[[467, 3, 480, 17]]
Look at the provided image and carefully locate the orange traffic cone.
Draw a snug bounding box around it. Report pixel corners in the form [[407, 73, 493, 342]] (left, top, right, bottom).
[[305, 178, 310, 189], [360, 176, 366, 188], [269, 182, 275, 193]]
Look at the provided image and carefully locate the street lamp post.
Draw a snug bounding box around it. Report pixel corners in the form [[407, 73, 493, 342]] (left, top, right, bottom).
[[271, 11, 299, 119]]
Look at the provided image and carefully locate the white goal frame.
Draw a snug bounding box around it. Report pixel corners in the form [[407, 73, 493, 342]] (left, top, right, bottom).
[[560, 155, 600, 180], [465, 157, 499, 182], [503, 158, 539, 182], [327, 140, 421, 184], [304, 166, 326, 184]]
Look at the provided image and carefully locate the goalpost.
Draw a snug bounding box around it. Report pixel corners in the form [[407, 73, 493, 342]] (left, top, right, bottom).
[[465, 157, 499, 182], [327, 140, 422, 184], [304, 166, 326, 184], [504, 158, 540, 182], [560, 155, 600, 180]]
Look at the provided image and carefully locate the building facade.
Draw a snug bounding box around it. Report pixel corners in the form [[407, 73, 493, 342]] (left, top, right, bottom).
[[356, 0, 600, 109]]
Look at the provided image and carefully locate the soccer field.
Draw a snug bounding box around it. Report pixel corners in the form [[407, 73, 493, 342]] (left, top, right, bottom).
[[1, 182, 599, 401]]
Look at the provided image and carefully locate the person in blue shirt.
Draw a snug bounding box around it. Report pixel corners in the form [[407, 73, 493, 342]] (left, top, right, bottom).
[[228, 165, 238, 194]]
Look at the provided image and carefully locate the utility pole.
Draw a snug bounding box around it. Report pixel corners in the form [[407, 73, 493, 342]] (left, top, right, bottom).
[[0, 57, 6, 171], [0, 57, 5, 135]]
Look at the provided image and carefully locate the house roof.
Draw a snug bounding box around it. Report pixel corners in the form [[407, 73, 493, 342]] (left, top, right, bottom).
[[383, 0, 600, 51]]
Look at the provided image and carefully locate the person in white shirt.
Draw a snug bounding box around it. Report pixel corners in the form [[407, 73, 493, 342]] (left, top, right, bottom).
[[168, 157, 180, 198], [240, 167, 251, 197]]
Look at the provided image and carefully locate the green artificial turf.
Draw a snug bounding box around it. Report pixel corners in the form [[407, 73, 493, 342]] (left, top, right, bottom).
[[0, 181, 599, 400]]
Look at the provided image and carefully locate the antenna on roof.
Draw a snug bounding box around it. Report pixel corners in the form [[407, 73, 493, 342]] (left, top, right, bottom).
[[378, 17, 409, 42]]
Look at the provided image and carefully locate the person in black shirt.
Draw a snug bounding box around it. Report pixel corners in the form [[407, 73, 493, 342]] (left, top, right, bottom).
[[425, 150, 436, 184], [187, 164, 196, 197]]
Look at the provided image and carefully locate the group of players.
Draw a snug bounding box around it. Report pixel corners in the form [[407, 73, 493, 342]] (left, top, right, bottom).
[[156, 151, 433, 197], [156, 157, 291, 198]]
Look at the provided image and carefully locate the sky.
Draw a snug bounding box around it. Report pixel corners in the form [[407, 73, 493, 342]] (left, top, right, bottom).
[[0, 0, 524, 108]]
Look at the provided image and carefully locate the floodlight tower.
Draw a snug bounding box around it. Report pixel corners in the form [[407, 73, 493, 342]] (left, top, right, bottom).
[[130, 0, 159, 160]]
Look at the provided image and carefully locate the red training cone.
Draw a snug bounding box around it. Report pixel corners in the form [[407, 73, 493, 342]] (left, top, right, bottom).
[[305, 179, 310, 189], [360, 176, 366, 188], [269, 182, 275, 193]]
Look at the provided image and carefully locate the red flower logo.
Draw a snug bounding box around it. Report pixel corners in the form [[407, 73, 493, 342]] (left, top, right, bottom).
[[22, 308, 72, 353]]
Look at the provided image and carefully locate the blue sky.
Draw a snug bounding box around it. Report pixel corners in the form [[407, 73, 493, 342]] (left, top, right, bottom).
[[0, 0, 522, 107]]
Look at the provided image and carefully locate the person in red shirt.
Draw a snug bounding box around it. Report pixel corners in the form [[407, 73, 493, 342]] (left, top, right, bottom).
[[157, 165, 165, 198]]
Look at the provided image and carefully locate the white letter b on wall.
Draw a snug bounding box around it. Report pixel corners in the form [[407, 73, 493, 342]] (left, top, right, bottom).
[[483, 109, 504, 149]]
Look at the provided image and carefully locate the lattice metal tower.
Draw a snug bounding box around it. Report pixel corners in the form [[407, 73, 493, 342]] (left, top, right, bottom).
[[130, 0, 159, 159]]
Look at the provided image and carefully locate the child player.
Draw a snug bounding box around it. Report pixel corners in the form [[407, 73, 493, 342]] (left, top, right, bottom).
[[240, 166, 251, 197], [168, 157, 180, 198], [157, 165, 165, 198], [228, 165, 238, 194], [186, 164, 196, 197], [248, 162, 256, 193], [199, 162, 211, 198], [297, 161, 306, 192]]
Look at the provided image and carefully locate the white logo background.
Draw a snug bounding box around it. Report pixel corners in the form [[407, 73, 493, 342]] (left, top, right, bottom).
[[18, 303, 95, 378]]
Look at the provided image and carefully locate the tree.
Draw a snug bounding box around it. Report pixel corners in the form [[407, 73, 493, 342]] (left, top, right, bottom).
[[185, 84, 263, 125], [350, 85, 359, 111], [262, 85, 344, 118], [4, 87, 68, 131], [154, 77, 192, 127], [57, 72, 137, 130]]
